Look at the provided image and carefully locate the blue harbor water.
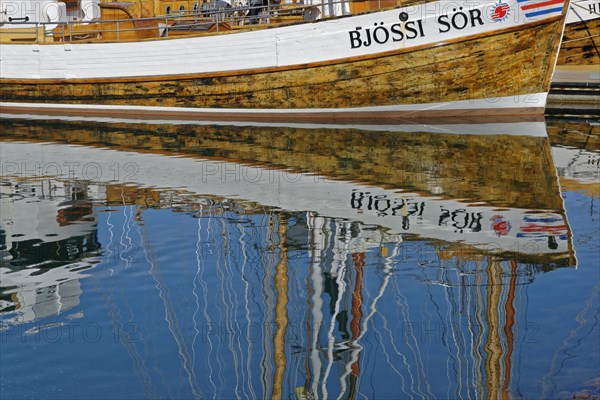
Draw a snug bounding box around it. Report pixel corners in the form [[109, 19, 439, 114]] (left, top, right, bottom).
[[0, 116, 598, 399]]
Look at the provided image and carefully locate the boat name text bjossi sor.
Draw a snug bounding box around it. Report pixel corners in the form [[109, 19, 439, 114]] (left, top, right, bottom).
[[348, 5, 522, 49]]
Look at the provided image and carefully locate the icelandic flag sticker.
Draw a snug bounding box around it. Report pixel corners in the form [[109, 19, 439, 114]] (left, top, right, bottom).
[[491, 1, 512, 21], [518, 0, 565, 18]]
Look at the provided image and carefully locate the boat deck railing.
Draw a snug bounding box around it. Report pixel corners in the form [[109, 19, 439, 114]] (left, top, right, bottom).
[[0, 0, 362, 44]]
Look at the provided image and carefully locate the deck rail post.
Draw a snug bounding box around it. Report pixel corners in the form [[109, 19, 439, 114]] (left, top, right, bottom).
[[267, 0, 271, 27]]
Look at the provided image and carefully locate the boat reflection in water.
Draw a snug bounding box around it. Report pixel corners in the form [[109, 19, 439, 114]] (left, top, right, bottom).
[[547, 118, 600, 195], [0, 116, 576, 399]]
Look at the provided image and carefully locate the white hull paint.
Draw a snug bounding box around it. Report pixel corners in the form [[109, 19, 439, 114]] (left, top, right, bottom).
[[0, 109, 549, 135], [0, 93, 549, 120], [0, 1, 565, 80], [566, 0, 599, 23]]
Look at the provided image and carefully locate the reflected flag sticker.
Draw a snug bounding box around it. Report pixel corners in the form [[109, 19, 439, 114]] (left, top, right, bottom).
[[518, 0, 565, 18], [491, 215, 512, 236], [517, 213, 568, 241], [491, 1, 511, 21]]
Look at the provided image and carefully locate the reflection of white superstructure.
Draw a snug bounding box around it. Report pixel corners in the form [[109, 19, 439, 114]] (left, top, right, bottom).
[[0, 139, 571, 257], [552, 145, 600, 185], [1, 179, 98, 251], [0, 178, 99, 324], [0, 267, 84, 325]]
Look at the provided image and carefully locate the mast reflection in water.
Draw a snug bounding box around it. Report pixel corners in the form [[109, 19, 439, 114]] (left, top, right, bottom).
[[0, 116, 597, 400]]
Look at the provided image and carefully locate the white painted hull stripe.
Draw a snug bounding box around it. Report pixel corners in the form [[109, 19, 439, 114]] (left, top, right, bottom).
[[0, 93, 548, 115], [0, 112, 548, 136], [0, 0, 565, 80]]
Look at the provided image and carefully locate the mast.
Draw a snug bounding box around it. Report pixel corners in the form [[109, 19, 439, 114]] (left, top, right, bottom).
[[272, 214, 289, 400], [140, 204, 204, 399], [308, 212, 326, 399], [339, 230, 399, 399], [501, 260, 518, 399], [238, 219, 257, 400], [347, 251, 364, 400], [484, 258, 504, 399], [261, 211, 277, 398], [322, 220, 351, 399], [473, 259, 486, 400]]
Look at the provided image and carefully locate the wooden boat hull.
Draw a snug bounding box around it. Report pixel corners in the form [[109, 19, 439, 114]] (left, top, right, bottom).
[[0, 0, 568, 118]]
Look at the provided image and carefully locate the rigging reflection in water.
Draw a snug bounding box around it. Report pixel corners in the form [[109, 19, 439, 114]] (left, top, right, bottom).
[[0, 117, 589, 398]]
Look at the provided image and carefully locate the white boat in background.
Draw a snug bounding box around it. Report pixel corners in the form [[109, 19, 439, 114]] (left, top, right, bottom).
[[549, 0, 599, 110], [553, 0, 600, 85]]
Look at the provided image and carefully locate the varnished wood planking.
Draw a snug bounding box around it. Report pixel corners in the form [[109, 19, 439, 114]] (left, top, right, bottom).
[[0, 27, 46, 43], [349, 0, 416, 13], [1, 19, 563, 109], [557, 18, 600, 66]]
